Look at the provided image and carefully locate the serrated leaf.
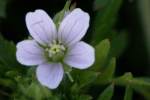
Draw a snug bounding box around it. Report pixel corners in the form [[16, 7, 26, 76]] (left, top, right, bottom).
[[0, 34, 22, 73], [25, 82, 52, 100], [97, 84, 114, 100], [96, 57, 116, 85], [92, 39, 110, 70], [14, 73, 52, 100], [0, 34, 25, 90], [91, 0, 123, 45], [124, 86, 133, 100]]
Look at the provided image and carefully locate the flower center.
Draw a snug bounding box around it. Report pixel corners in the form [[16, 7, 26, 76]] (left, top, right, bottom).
[[45, 40, 66, 62]]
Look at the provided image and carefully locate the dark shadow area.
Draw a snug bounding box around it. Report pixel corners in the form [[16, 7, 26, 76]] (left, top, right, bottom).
[[0, 0, 149, 99], [117, 0, 149, 77]]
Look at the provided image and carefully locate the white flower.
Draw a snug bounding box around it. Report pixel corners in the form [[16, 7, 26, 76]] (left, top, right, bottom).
[[16, 8, 95, 89]]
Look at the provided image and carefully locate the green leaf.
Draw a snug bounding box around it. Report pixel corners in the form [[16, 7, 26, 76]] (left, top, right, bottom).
[[25, 82, 52, 100], [115, 73, 150, 91], [114, 72, 150, 100], [71, 94, 92, 100], [0, 0, 10, 17], [0, 34, 22, 73], [74, 70, 99, 89], [92, 39, 110, 70], [97, 84, 114, 100], [0, 34, 25, 90], [96, 57, 116, 85], [94, 0, 110, 10], [91, 0, 123, 45], [131, 78, 150, 94], [0, 78, 15, 88], [114, 72, 133, 86], [110, 32, 128, 57], [71, 70, 99, 94], [71, 83, 80, 94], [77, 95, 92, 100], [53, 0, 71, 28], [13, 71, 52, 100], [131, 78, 150, 100], [124, 86, 133, 100]]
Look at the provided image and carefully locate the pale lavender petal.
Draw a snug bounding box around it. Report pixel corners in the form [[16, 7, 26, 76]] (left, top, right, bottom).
[[26, 9, 57, 46], [64, 41, 95, 69], [16, 40, 46, 66], [58, 8, 90, 46], [36, 63, 64, 89]]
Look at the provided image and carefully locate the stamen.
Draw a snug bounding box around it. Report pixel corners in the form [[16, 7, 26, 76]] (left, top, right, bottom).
[[45, 40, 66, 62]]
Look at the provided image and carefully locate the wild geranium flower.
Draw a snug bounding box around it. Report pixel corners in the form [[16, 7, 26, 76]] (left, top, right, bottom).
[[16, 8, 95, 89]]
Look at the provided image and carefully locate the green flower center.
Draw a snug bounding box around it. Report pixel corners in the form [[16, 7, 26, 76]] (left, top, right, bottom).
[[45, 40, 66, 62]]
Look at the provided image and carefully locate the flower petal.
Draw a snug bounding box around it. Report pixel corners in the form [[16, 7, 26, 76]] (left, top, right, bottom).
[[58, 8, 90, 46], [16, 40, 46, 66], [26, 9, 57, 46], [36, 63, 64, 89], [64, 41, 95, 69]]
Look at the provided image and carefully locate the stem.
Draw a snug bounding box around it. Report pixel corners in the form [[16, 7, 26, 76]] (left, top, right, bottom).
[[66, 72, 74, 82]]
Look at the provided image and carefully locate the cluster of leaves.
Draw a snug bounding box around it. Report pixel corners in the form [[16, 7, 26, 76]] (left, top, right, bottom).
[[0, 0, 150, 100]]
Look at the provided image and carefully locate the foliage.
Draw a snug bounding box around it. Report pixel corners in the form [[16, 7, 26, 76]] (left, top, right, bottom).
[[0, 0, 10, 17], [0, 0, 149, 100]]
